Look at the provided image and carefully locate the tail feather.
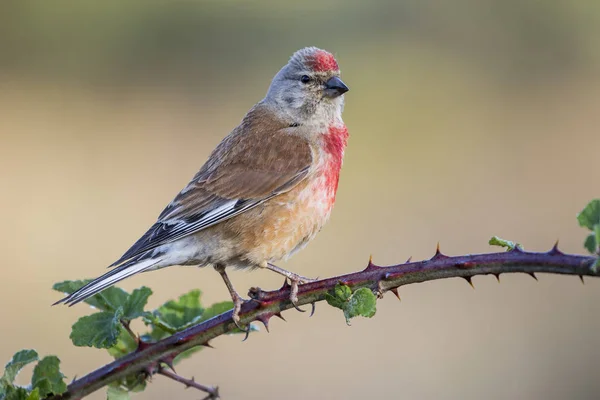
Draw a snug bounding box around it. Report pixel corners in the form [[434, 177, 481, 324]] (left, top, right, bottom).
[[53, 258, 161, 306]]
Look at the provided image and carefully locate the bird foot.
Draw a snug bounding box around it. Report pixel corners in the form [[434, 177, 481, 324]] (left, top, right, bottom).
[[264, 263, 317, 313], [214, 264, 251, 334], [287, 273, 317, 313], [229, 291, 249, 333]]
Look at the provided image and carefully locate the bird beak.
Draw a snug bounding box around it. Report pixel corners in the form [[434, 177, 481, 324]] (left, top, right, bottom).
[[323, 76, 349, 98]]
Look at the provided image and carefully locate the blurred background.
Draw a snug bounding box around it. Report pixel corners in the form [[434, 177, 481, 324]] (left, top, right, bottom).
[[1, 1, 600, 399]]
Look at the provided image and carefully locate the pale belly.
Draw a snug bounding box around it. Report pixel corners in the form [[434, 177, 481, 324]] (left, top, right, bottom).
[[223, 167, 339, 265]]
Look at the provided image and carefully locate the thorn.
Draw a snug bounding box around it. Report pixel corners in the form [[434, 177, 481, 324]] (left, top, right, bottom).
[[389, 287, 401, 301], [291, 302, 306, 313], [202, 341, 214, 349], [136, 338, 152, 351], [309, 302, 316, 317], [511, 244, 524, 253], [186, 376, 196, 389], [493, 273, 501, 283], [462, 276, 475, 289], [364, 255, 379, 271], [548, 240, 563, 255], [160, 358, 176, 373], [431, 242, 448, 260], [274, 312, 286, 322], [579, 275, 585, 284], [527, 272, 538, 281], [279, 278, 291, 290], [242, 328, 251, 342], [256, 314, 271, 333], [143, 365, 155, 378], [406, 256, 413, 263]]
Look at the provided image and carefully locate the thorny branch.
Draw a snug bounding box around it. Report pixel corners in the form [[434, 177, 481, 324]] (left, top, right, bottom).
[[48, 245, 598, 399], [158, 369, 219, 400]]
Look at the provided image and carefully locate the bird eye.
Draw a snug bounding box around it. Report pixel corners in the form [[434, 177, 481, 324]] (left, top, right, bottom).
[[300, 75, 311, 84]]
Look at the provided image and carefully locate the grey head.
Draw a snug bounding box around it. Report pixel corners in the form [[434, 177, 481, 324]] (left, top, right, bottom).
[[265, 47, 349, 126]]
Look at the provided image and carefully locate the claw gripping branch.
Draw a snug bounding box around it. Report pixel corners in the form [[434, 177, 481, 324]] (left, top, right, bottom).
[[48, 245, 598, 400]]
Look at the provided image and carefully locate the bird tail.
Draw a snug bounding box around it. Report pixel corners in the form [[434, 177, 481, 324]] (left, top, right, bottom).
[[53, 257, 161, 307]]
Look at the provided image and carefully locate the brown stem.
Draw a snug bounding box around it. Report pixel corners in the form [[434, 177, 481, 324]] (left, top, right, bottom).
[[119, 319, 137, 343], [158, 369, 219, 399], [47, 246, 598, 400]]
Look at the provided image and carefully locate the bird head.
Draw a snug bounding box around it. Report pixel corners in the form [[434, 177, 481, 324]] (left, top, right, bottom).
[[266, 47, 349, 127]]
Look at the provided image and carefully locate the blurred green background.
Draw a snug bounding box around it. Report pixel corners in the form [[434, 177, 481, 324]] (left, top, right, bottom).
[[1, 1, 600, 399]]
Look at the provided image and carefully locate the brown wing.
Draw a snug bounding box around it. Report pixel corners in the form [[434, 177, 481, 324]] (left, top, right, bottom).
[[109, 103, 312, 267]]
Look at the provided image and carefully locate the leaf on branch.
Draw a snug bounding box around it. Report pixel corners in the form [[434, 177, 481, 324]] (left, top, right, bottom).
[[584, 234, 597, 254], [325, 283, 352, 309], [171, 301, 243, 363], [107, 385, 130, 400], [143, 290, 205, 340], [121, 287, 152, 320], [577, 199, 600, 230], [53, 280, 128, 313], [2, 350, 38, 385], [325, 284, 377, 325], [116, 372, 147, 394], [199, 301, 235, 323], [106, 330, 138, 359], [25, 387, 40, 400], [488, 236, 523, 251], [70, 308, 124, 349], [31, 356, 66, 397], [1, 385, 31, 400]]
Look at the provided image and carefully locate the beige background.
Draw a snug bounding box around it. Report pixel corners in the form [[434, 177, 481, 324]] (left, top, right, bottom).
[[1, 1, 600, 399]]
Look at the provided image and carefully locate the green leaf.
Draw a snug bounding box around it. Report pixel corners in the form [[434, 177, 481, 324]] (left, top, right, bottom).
[[3, 385, 30, 400], [198, 301, 234, 323], [31, 379, 52, 398], [165, 289, 202, 309], [144, 290, 205, 339], [107, 329, 138, 359], [26, 388, 40, 400], [53, 280, 128, 312], [343, 288, 377, 325], [117, 372, 147, 393], [141, 314, 175, 341], [489, 236, 523, 251], [577, 199, 600, 230], [122, 287, 152, 319], [325, 284, 377, 325], [31, 356, 66, 397], [107, 385, 130, 400], [584, 233, 597, 254], [325, 283, 352, 309], [2, 350, 38, 385], [70, 309, 123, 349]]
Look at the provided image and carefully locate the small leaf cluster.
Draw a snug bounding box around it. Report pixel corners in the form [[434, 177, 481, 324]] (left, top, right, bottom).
[[0, 350, 66, 400], [325, 283, 377, 325], [488, 236, 523, 251], [51, 281, 241, 399], [578, 199, 600, 271]]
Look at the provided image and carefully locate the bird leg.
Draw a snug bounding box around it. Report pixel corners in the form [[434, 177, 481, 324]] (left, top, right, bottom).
[[213, 264, 248, 332], [264, 263, 316, 312]]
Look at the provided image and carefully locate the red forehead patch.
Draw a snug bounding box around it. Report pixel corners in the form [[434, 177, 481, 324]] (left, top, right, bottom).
[[312, 50, 339, 72]]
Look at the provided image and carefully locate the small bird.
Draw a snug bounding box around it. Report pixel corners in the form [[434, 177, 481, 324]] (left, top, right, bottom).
[[55, 47, 349, 327]]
